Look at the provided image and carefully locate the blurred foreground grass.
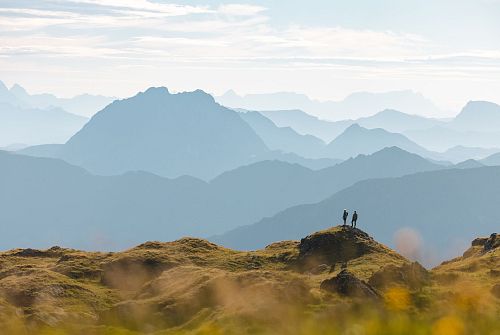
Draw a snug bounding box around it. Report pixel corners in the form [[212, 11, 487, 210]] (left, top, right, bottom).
[[0, 228, 497, 335]]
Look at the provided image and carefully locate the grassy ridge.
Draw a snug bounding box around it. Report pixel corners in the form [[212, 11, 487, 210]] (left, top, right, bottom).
[[0, 227, 498, 334]]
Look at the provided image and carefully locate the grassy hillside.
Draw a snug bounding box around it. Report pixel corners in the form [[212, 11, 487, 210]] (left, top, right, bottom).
[[0, 227, 498, 334]]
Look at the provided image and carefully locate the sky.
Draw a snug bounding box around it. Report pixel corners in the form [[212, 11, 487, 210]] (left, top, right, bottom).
[[0, 0, 499, 114]]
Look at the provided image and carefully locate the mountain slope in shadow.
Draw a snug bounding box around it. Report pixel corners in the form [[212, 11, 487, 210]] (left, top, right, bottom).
[[0, 147, 442, 250], [324, 124, 434, 159], [214, 166, 500, 266], [0, 102, 87, 147], [59, 87, 269, 180], [238, 110, 326, 158]]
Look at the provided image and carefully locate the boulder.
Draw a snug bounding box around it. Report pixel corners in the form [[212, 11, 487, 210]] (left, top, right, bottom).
[[484, 233, 499, 252], [470, 233, 499, 253], [320, 269, 381, 299], [298, 227, 378, 270]]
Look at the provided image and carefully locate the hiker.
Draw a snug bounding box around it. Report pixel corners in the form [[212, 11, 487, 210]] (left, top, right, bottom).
[[342, 209, 348, 226], [352, 211, 358, 228]]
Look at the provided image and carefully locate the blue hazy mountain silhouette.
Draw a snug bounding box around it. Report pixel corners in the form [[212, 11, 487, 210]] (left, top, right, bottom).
[[0, 147, 442, 250], [405, 126, 500, 152], [213, 166, 500, 265], [454, 159, 485, 169], [239, 110, 326, 158], [259, 109, 351, 142], [260, 109, 444, 143], [404, 101, 500, 151], [439, 146, 500, 163], [57, 87, 269, 180], [217, 89, 443, 120], [324, 124, 433, 159], [6, 81, 114, 117], [481, 152, 500, 166], [449, 101, 500, 132], [0, 102, 87, 147], [355, 109, 445, 133]]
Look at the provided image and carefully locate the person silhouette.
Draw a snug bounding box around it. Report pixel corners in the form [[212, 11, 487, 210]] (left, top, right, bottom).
[[351, 211, 358, 228], [342, 209, 348, 226]]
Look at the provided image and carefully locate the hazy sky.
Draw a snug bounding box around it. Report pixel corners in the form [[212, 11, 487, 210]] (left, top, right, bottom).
[[1, 0, 499, 113]]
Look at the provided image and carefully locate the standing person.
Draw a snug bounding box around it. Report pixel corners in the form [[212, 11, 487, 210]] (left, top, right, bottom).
[[342, 209, 348, 226], [352, 211, 358, 228]]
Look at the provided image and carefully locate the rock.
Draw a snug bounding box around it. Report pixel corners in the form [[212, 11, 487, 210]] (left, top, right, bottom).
[[462, 233, 499, 258], [298, 227, 377, 270], [471, 237, 488, 247], [13, 247, 64, 258], [484, 233, 499, 252], [470, 233, 499, 253], [368, 262, 430, 290], [492, 284, 500, 299], [320, 269, 381, 299]]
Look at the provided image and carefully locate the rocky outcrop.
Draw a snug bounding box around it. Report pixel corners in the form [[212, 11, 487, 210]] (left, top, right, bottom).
[[464, 233, 499, 258], [484, 233, 499, 252], [471, 233, 498, 251], [321, 269, 381, 299], [12, 246, 66, 258], [368, 262, 429, 290], [298, 227, 380, 270]]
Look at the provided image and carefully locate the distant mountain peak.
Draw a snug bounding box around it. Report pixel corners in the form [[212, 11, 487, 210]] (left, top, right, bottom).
[[60, 87, 267, 179], [463, 100, 499, 108], [142, 86, 170, 96], [190, 89, 216, 102], [377, 108, 398, 114], [344, 123, 363, 131], [450, 100, 500, 132], [10, 83, 28, 96], [222, 89, 239, 98], [454, 159, 484, 169], [458, 100, 500, 117], [374, 146, 409, 155], [138, 87, 216, 104]]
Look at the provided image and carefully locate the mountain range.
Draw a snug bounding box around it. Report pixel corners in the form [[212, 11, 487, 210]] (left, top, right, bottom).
[[36, 87, 272, 180], [1, 81, 114, 117], [404, 101, 500, 151], [254, 102, 500, 159], [238, 110, 326, 158], [217, 89, 444, 120], [11, 84, 500, 170], [0, 147, 445, 251], [214, 165, 500, 266], [323, 123, 434, 160], [0, 102, 88, 147]]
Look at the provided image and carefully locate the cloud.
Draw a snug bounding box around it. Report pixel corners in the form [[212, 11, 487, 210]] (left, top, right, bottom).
[[217, 4, 267, 16], [0, 0, 499, 110], [62, 0, 212, 17]]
